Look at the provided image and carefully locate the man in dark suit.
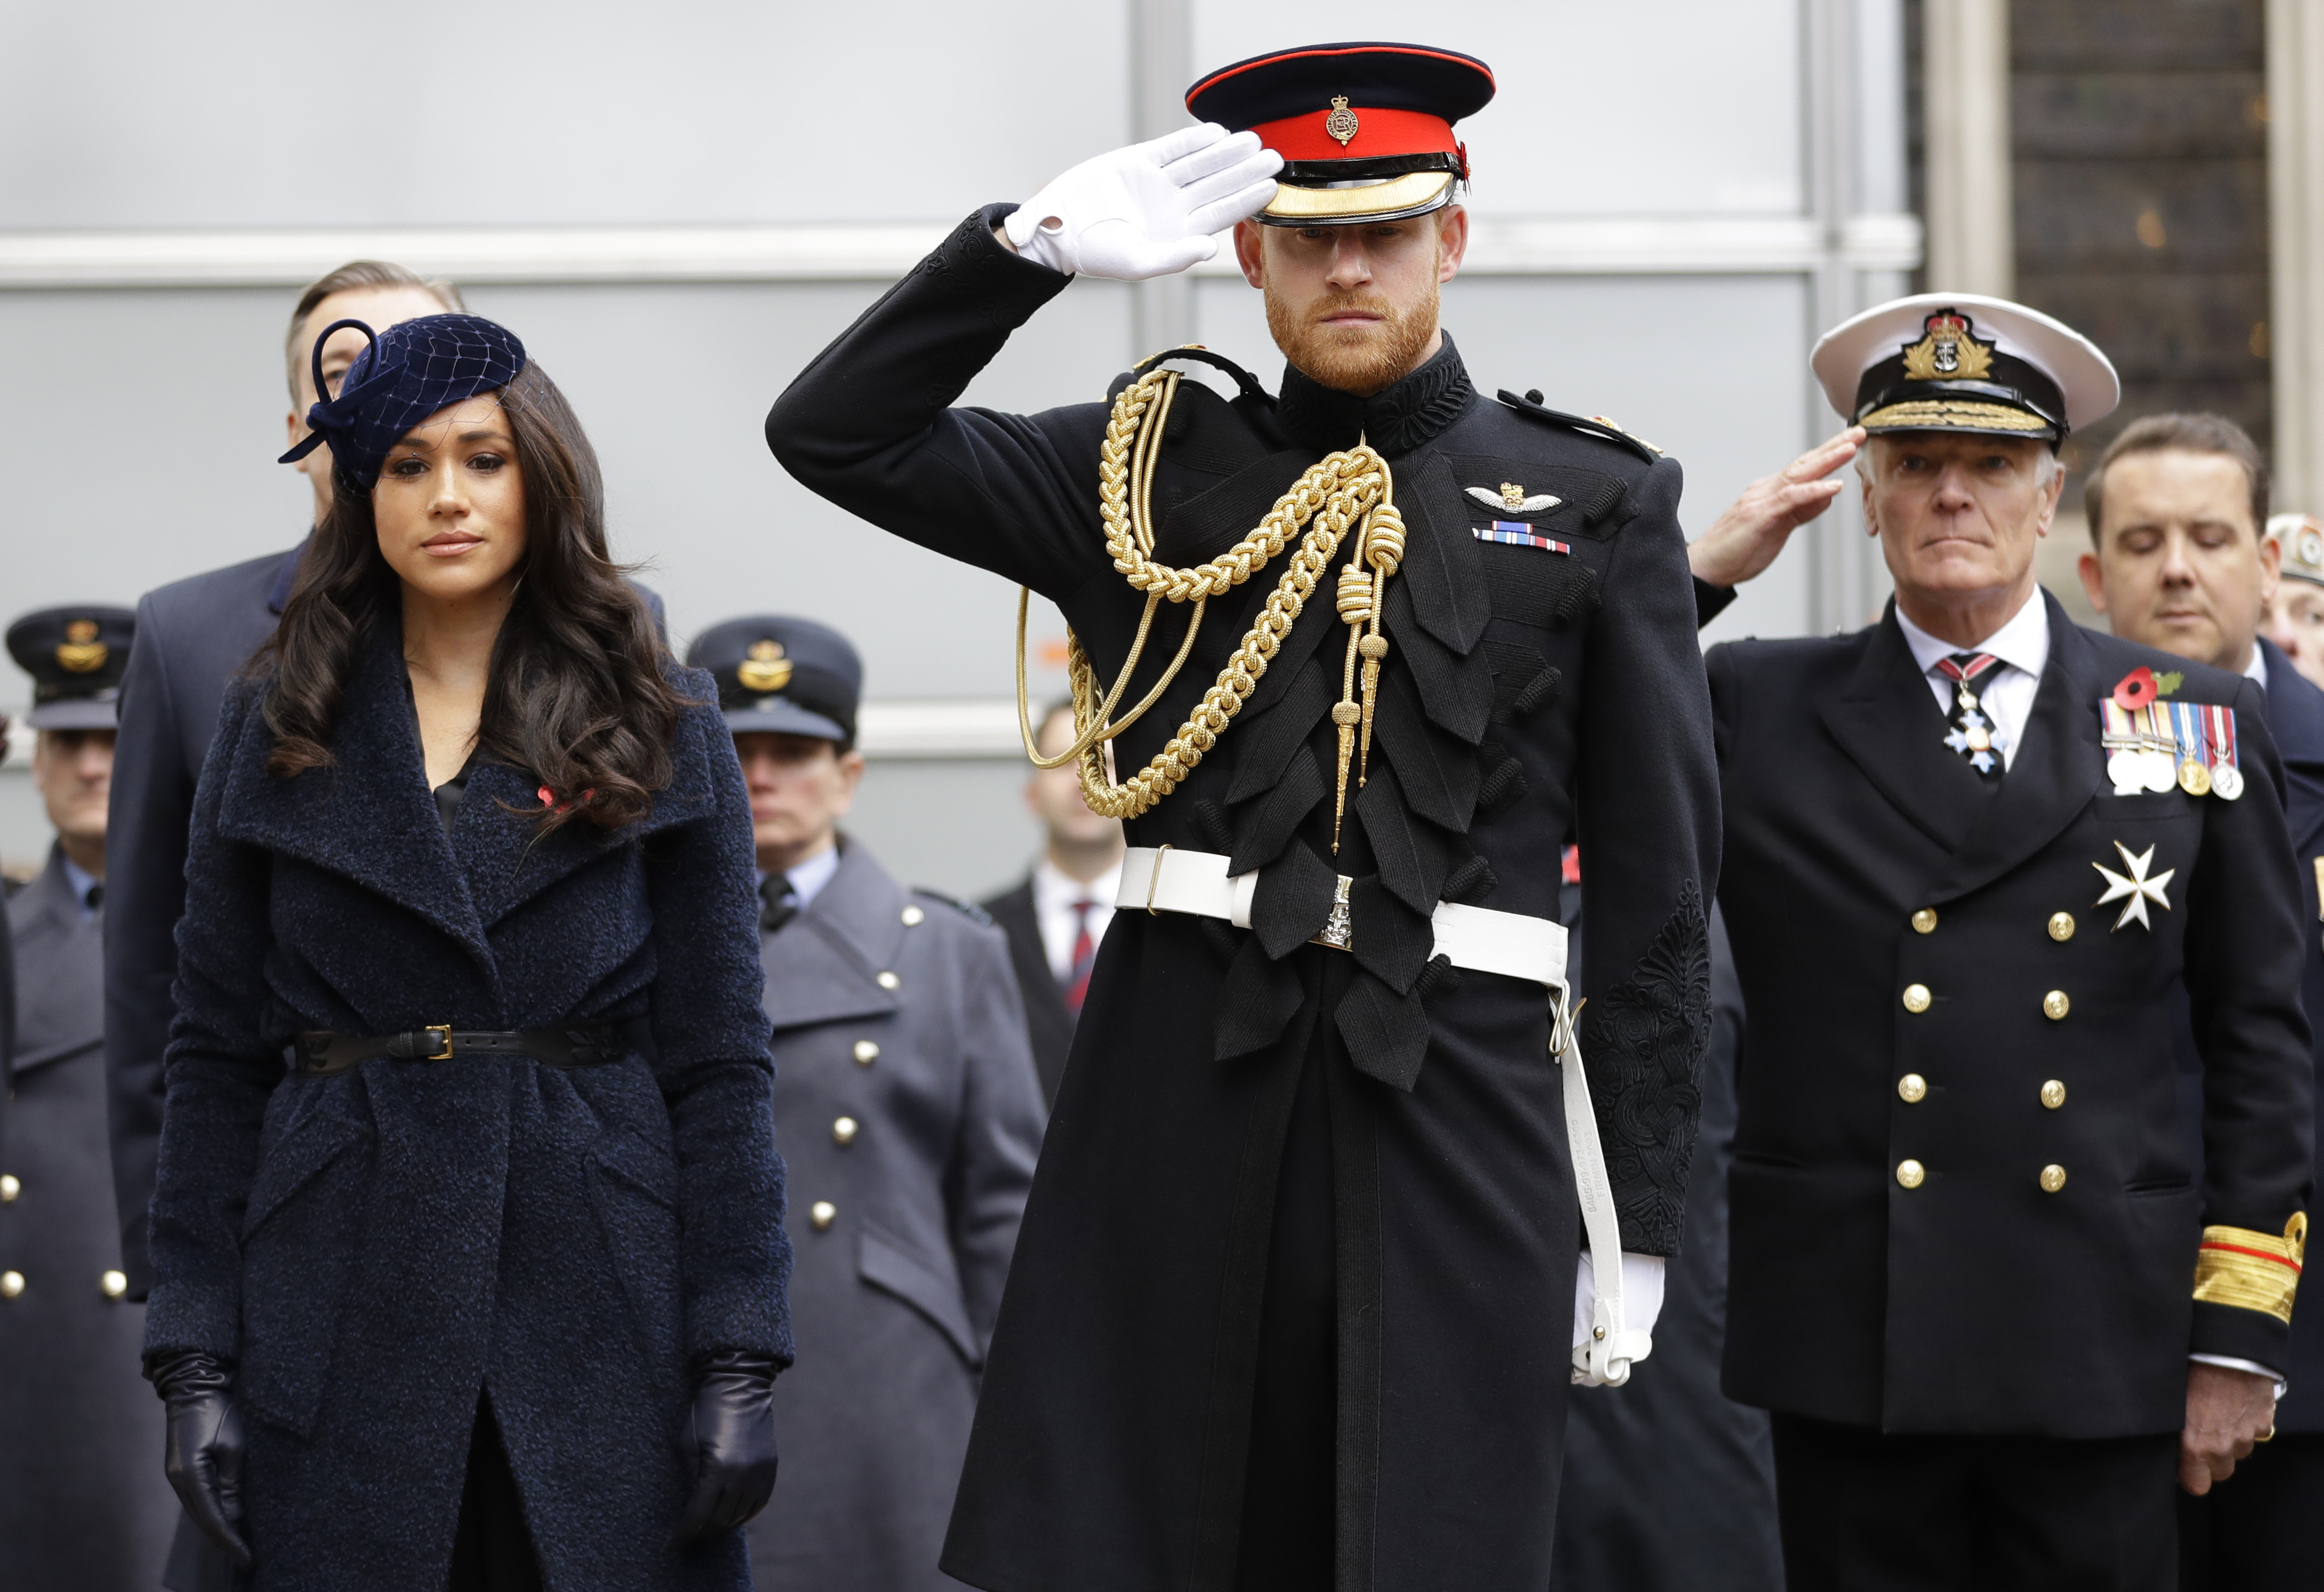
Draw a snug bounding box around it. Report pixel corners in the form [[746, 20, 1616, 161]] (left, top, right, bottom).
[[1692, 296, 2311, 1589], [983, 700, 1126, 1105], [104, 260, 464, 1307], [2070, 412, 2324, 1587], [2, 607, 179, 1589]]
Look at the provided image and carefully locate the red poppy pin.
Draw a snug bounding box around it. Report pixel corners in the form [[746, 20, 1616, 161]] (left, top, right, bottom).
[[2112, 667, 2157, 711]]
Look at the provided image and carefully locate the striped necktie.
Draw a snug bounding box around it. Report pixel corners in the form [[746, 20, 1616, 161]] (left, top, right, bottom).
[[1062, 899, 1098, 1016]]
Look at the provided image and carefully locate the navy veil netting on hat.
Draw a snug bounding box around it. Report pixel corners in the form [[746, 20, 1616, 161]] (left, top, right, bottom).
[[280, 313, 528, 491]]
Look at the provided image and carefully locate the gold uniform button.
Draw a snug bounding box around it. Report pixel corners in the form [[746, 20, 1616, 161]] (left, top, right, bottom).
[[1911, 908, 1938, 934], [901, 905, 925, 926], [1902, 983, 1932, 1014], [809, 1201, 838, 1232], [2040, 1079, 2067, 1110], [2043, 990, 2071, 1020], [1896, 1160, 1926, 1190], [2048, 912, 2075, 942], [0, 1174, 18, 1203], [1898, 1073, 1928, 1104], [0, 1271, 23, 1300], [832, 1116, 859, 1146], [100, 1270, 128, 1300], [876, 971, 901, 991], [2040, 1164, 2068, 1193], [853, 1040, 880, 1066]]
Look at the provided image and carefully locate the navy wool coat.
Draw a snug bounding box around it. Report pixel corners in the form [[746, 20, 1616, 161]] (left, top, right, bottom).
[[141, 627, 790, 1592]]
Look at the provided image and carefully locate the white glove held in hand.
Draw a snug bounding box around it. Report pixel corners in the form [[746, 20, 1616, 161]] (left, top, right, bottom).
[[1006, 123, 1283, 281], [1572, 1251, 1666, 1388]]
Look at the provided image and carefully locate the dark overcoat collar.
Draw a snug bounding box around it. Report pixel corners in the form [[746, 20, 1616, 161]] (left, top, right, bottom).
[[1275, 332, 1476, 457], [2260, 637, 2324, 769], [213, 620, 707, 976], [16, 841, 87, 940], [1816, 588, 2106, 903], [760, 840, 908, 1030]]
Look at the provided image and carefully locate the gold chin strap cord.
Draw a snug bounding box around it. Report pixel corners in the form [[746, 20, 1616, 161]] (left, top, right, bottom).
[[1014, 353, 1400, 828]]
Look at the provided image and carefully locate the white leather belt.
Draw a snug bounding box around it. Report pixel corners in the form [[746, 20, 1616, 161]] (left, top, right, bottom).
[[1114, 845, 1650, 1386]]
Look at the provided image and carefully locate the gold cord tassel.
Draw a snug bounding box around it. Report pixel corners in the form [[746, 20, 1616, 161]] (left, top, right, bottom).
[[1328, 484, 1404, 853], [1014, 352, 1398, 822]]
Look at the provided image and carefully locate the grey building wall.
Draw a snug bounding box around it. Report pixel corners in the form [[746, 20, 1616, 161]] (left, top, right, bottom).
[[0, 0, 1912, 896]]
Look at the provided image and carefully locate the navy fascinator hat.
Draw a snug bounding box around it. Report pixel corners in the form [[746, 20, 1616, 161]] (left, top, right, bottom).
[[279, 313, 528, 491]]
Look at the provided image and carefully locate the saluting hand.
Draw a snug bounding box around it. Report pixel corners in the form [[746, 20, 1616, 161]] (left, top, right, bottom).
[[1687, 427, 1866, 590], [2180, 1361, 2279, 1494], [996, 123, 1284, 281]]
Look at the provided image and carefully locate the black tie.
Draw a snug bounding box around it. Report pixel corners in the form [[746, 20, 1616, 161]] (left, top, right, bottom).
[[85, 883, 104, 911], [758, 874, 797, 934], [1937, 651, 2005, 779]]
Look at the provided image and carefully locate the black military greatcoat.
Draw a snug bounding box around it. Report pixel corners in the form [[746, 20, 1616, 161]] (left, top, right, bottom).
[[767, 209, 1720, 1592], [1709, 594, 2313, 1436]]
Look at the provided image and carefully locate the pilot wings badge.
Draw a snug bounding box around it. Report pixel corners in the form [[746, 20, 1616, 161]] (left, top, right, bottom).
[[1466, 482, 1561, 514]]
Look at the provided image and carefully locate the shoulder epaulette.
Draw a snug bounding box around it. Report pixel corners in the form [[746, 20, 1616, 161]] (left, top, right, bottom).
[[1496, 389, 1664, 464], [912, 888, 995, 929]]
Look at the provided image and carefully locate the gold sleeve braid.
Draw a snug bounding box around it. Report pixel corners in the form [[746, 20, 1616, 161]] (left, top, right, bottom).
[[1014, 353, 1402, 828], [2192, 1213, 2307, 1325]]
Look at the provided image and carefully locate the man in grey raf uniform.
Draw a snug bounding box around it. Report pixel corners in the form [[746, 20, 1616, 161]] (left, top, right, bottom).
[[2, 606, 179, 1589], [685, 616, 1045, 1592], [1691, 296, 2313, 1589], [769, 40, 1719, 1592]]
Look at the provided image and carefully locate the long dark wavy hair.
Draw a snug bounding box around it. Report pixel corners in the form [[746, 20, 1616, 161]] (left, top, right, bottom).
[[257, 360, 686, 835]]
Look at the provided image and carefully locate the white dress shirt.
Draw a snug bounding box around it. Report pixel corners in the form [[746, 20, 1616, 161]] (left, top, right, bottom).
[[1895, 588, 2051, 771], [2245, 645, 2269, 689], [1032, 857, 1121, 981]]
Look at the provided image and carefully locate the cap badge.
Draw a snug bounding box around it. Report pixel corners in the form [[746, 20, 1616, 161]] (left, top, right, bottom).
[[737, 639, 792, 694], [2303, 530, 2323, 568], [1325, 95, 1359, 147], [56, 618, 107, 674], [1901, 313, 1995, 381]]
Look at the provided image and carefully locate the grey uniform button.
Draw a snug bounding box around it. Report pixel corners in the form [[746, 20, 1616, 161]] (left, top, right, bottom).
[[0, 1173, 18, 1203], [100, 1270, 128, 1300], [853, 1040, 880, 1066], [901, 905, 925, 926], [832, 1116, 860, 1146], [809, 1201, 838, 1232], [0, 1271, 23, 1300], [876, 971, 901, 990]]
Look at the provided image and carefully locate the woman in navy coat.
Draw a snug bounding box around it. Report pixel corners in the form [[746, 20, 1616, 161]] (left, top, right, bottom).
[[139, 315, 791, 1591]]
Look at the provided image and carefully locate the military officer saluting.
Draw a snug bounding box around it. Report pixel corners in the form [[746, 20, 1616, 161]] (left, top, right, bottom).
[[769, 40, 1719, 1592], [1, 607, 178, 1589], [685, 616, 1047, 1592], [1693, 297, 2312, 1589]]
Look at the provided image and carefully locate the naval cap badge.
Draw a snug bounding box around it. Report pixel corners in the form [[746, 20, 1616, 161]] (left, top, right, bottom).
[[737, 638, 792, 694], [1325, 95, 1359, 147], [56, 617, 108, 673], [1901, 312, 1996, 382]]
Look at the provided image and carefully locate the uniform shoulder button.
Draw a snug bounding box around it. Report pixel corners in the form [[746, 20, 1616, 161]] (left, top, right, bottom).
[[910, 889, 994, 929], [1495, 389, 1664, 464]]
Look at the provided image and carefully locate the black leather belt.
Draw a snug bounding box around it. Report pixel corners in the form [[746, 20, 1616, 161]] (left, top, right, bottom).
[[294, 1024, 629, 1078]]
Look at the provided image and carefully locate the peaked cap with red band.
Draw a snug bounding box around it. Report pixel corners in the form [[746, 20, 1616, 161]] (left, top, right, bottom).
[[1185, 42, 1495, 226]]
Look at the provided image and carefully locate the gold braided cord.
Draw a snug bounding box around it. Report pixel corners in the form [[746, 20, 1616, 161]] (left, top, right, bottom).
[[1010, 353, 1396, 820]]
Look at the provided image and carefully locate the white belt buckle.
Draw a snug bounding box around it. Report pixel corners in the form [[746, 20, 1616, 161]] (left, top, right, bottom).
[[1308, 874, 1355, 951]]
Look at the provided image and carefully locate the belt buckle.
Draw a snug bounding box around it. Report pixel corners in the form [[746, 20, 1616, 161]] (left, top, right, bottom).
[[1308, 875, 1355, 952], [422, 1025, 455, 1061]]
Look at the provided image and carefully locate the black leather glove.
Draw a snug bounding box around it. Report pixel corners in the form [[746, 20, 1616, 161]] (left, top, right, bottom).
[[147, 1350, 253, 1571], [673, 1350, 781, 1547]]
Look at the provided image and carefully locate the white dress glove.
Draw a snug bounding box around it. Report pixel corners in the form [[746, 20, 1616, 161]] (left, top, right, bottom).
[[1005, 123, 1283, 281], [1571, 1250, 1666, 1388]]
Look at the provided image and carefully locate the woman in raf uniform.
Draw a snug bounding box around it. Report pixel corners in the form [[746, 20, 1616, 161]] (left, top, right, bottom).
[[139, 314, 790, 1592]]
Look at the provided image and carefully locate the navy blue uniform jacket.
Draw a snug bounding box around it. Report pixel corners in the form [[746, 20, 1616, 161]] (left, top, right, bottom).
[[140, 628, 789, 1591]]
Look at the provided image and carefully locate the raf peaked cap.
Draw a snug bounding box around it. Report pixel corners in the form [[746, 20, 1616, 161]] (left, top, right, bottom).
[[1186, 41, 1494, 226], [2270, 513, 2324, 588], [7, 605, 136, 729], [688, 615, 862, 744], [1812, 293, 2119, 446]]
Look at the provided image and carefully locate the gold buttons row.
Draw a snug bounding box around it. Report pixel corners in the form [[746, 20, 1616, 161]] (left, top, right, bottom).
[[1895, 1161, 2069, 1193], [1899, 984, 2070, 1019], [1909, 908, 2077, 942], [1897, 1074, 2065, 1108], [0, 1269, 128, 1300]]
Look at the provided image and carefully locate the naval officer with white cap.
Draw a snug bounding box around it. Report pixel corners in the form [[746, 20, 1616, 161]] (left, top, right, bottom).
[[1689, 295, 2313, 1589]]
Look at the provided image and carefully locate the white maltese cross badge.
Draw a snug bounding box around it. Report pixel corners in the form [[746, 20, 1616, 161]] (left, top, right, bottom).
[[2093, 840, 2174, 932]]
